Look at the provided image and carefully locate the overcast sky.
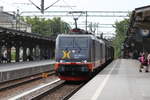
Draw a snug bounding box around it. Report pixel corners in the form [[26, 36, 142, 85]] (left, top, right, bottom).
[[0, 0, 150, 37], [0, 0, 150, 11]]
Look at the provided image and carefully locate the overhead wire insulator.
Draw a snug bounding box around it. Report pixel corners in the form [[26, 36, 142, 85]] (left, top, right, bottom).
[[41, 0, 44, 14]]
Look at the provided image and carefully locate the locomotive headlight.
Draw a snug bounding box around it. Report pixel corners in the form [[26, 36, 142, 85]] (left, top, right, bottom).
[[60, 60, 64, 63], [83, 60, 87, 63], [72, 50, 75, 53]]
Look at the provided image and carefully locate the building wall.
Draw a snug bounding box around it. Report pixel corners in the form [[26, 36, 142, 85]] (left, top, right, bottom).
[[0, 7, 31, 32]]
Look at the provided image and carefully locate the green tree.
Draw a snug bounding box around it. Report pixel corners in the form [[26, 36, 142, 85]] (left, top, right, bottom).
[[23, 17, 71, 36], [113, 18, 129, 58]]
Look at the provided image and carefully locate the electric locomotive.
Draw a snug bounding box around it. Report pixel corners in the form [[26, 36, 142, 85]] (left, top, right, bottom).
[[54, 28, 114, 81]]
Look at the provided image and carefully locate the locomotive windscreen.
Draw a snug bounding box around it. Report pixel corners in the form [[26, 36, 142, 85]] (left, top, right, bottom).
[[59, 37, 74, 48], [59, 37, 88, 48], [56, 36, 90, 61], [74, 37, 88, 48]]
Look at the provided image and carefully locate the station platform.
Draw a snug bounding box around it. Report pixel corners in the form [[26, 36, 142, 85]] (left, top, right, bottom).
[[0, 60, 55, 83], [70, 59, 150, 100]]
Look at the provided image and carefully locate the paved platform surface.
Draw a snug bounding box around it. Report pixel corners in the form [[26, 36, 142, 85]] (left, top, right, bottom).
[[70, 59, 150, 100], [0, 60, 55, 83]]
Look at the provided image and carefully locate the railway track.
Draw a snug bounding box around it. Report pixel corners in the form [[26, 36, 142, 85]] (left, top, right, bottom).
[[0, 63, 108, 100], [9, 79, 64, 100], [0, 65, 108, 100], [0, 61, 110, 100], [35, 81, 85, 100], [0, 76, 83, 100], [0, 70, 55, 90], [0, 71, 59, 100]]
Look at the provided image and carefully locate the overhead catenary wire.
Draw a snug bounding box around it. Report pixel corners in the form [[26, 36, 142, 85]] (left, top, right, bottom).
[[44, 0, 62, 10], [28, 0, 41, 10], [62, 0, 75, 18], [28, 0, 62, 13]]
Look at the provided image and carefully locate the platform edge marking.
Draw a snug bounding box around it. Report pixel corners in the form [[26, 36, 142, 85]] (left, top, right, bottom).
[[91, 60, 118, 100]]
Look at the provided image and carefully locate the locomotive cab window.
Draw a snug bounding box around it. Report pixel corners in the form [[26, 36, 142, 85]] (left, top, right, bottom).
[[74, 37, 88, 48], [59, 37, 73, 48]]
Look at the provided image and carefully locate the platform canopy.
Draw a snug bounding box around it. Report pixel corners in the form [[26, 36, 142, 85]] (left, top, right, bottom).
[[124, 5, 150, 57], [134, 5, 150, 29]]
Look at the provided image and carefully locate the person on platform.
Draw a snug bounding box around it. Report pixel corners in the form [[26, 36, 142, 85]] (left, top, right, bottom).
[[139, 52, 148, 72], [146, 53, 150, 72]]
